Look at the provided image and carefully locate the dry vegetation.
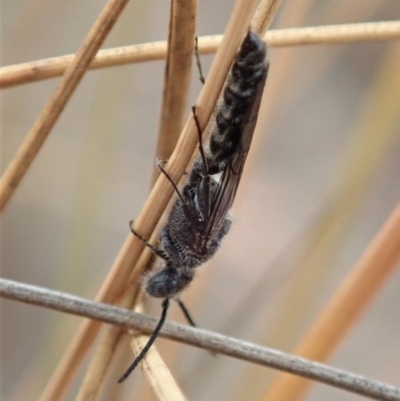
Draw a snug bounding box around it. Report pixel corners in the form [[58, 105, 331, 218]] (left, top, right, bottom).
[[1, 1, 399, 401]]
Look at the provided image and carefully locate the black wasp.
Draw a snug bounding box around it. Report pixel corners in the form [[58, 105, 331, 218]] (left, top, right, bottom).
[[118, 30, 269, 382]]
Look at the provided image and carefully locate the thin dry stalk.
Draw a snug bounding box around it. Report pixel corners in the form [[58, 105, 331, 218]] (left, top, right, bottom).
[[39, 1, 261, 400], [262, 205, 400, 400], [252, 0, 284, 35], [266, 20, 400, 46], [1, 277, 399, 401], [0, 0, 130, 213], [78, 327, 127, 401], [2, 22, 399, 89], [130, 334, 187, 401], [152, 0, 198, 180]]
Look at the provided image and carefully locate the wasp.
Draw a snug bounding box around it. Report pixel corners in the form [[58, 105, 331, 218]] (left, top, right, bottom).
[[119, 30, 269, 382]]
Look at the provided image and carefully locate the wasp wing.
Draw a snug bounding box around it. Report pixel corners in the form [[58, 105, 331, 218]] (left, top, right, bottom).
[[203, 60, 269, 245]]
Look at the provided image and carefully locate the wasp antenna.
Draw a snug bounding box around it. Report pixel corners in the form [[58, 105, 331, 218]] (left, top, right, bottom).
[[118, 298, 170, 383]]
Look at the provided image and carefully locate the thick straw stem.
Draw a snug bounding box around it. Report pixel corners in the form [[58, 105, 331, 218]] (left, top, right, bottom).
[[1, 22, 399, 89]]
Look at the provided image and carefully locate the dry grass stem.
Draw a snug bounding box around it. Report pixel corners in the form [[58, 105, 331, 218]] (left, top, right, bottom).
[[252, 0, 284, 35], [75, 324, 127, 401], [266, 20, 400, 46], [263, 200, 400, 401], [1, 22, 399, 89], [38, 0, 262, 399], [130, 335, 187, 401], [1, 277, 399, 401], [153, 0, 198, 178], [0, 0, 130, 213]]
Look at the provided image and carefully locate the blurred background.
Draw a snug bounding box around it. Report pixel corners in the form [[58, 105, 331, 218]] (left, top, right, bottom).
[[1, 0, 399, 400]]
